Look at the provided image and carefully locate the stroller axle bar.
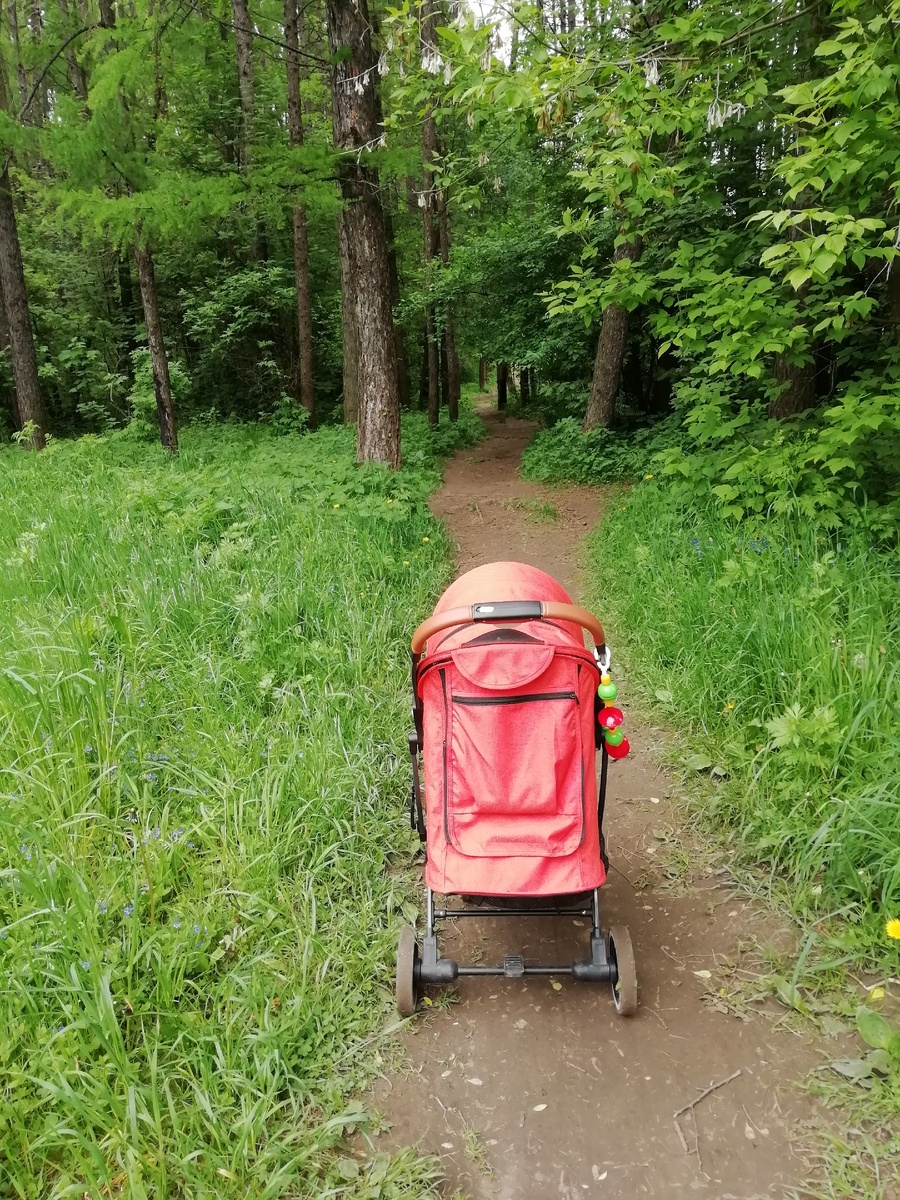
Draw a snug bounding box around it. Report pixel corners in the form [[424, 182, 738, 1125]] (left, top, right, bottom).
[[433, 906, 593, 918]]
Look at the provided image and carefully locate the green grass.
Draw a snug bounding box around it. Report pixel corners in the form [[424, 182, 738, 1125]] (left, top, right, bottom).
[[585, 479, 900, 1196], [588, 482, 900, 955], [0, 412, 481, 1198]]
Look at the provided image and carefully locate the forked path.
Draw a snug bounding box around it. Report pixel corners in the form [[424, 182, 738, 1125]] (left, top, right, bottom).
[[376, 408, 817, 1199]]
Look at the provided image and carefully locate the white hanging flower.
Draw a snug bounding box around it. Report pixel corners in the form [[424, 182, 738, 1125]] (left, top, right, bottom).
[[378, 52, 389, 76], [417, 192, 426, 208], [353, 76, 365, 95], [644, 58, 659, 87], [399, 61, 406, 77], [492, 175, 502, 192], [377, 132, 387, 148], [443, 61, 452, 85], [480, 47, 492, 71], [387, 35, 394, 51], [478, 152, 489, 166], [706, 99, 747, 130], [467, 110, 475, 129], [422, 48, 443, 75]]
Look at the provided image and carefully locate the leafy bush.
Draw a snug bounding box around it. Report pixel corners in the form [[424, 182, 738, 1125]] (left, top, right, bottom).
[[521, 415, 685, 485], [656, 367, 900, 537], [0, 414, 479, 1196], [588, 482, 900, 951], [123, 347, 192, 441]]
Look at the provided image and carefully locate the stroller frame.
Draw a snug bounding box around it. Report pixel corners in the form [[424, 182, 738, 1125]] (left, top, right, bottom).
[[397, 598, 637, 1017]]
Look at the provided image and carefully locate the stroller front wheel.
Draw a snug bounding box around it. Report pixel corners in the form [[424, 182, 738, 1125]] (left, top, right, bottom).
[[608, 925, 637, 1016], [396, 926, 420, 1017]]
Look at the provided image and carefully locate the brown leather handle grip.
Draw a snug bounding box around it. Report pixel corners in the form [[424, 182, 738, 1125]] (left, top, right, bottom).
[[410, 602, 606, 656]]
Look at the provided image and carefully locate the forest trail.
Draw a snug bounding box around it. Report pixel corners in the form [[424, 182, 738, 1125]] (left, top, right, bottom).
[[376, 403, 820, 1200]]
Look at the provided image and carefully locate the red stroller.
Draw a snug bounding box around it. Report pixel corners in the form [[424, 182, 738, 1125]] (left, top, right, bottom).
[[396, 562, 637, 1016]]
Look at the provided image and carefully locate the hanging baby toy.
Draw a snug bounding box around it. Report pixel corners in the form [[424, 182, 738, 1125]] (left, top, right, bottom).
[[597, 671, 630, 759]]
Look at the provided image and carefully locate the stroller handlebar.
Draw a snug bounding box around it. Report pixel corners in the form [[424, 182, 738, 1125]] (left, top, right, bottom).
[[411, 601, 606, 657]]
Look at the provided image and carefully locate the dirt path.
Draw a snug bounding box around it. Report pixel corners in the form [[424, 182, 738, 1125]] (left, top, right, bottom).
[[376, 407, 819, 1199]]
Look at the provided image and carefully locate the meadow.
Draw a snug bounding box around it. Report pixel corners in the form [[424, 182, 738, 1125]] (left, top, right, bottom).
[[0, 415, 480, 1198]]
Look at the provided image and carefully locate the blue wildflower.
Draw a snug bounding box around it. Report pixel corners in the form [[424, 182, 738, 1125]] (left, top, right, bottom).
[[123, 903, 134, 917], [98, 899, 107, 915]]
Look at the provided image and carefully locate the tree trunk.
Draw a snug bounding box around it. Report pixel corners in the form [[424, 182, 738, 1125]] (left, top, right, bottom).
[[583, 236, 642, 430], [338, 208, 359, 424], [384, 201, 411, 408], [57, 0, 88, 99], [768, 355, 816, 419], [497, 362, 508, 410], [7, 0, 29, 112], [232, 0, 254, 171], [133, 239, 178, 451], [418, 324, 429, 410], [0, 165, 46, 447], [889, 261, 900, 347], [479, 357, 488, 390], [0, 274, 19, 428], [27, 0, 45, 124], [421, 140, 439, 425], [284, 0, 315, 426], [436, 183, 460, 422], [520, 367, 530, 406], [421, 0, 440, 427], [326, 0, 399, 465]]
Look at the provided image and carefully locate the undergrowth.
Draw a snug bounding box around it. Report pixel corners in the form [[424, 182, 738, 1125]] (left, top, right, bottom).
[[588, 483, 900, 954], [520, 416, 682, 485], [576, 457, 900, 1193], [0, 411, 481, 1198]]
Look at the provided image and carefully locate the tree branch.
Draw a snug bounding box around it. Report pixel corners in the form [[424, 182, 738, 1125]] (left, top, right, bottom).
[[18, 25, 96, 123]]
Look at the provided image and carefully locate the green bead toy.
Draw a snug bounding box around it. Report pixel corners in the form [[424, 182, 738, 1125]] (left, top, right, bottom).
[[598, 676, 618, 702], [604, 726, 625, 747]]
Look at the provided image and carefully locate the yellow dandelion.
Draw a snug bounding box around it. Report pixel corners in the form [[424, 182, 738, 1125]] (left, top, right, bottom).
[[386, 499, 393, 505], [403, 560, 410, 565], [869, 986, 886, 1001], [644, 473, 654, 480], [886, 918, 900, 940], [333, 503, 340, 509], [422, 536, 430, 543], [726, 701, 735, 710]]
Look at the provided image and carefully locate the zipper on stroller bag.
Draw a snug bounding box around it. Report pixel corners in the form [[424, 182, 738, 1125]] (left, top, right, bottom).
[[451, 691, 577, 706]]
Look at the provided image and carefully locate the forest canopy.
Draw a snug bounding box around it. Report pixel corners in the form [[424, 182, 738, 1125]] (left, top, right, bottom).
[[0, 0, 896, 533]]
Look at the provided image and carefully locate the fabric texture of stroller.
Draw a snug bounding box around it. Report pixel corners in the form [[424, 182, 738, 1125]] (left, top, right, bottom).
[[396, 561, 638, 1017], [418, 561, 605, 897]]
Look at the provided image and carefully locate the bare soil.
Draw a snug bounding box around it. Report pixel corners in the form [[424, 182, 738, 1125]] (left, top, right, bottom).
[[375, 407, 821, 1199]]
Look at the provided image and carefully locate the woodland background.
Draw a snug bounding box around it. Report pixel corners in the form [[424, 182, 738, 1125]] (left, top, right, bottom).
[[1, 0, 900, 1192]]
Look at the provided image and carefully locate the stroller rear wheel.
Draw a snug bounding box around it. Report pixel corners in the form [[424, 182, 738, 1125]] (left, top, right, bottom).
[[396, 926, 420, 1017], [608, 925, 637, 1016]]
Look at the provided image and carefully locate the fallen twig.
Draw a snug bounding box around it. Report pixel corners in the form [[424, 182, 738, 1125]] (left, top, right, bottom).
[[673, 1068, 742, 1121], [673, 1119, 690, 1154]]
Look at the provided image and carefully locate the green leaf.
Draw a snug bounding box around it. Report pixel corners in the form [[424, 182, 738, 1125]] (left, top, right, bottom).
[[856, 1005, 893, 1051], [828, 1057, 874, 1083], [814, 39, 847, 56], [786, 268, 812, 291], [683, 753, 713, 771]]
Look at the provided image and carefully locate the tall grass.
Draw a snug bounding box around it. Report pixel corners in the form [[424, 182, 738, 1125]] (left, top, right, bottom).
[[588, 484, 900, 952], [0, 415, 480, 1198]]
